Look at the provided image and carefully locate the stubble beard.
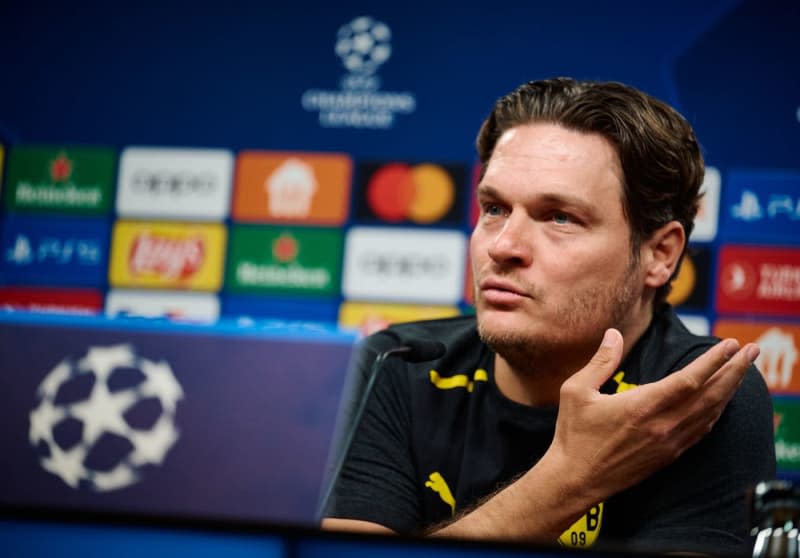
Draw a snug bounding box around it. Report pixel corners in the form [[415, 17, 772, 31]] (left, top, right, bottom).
[[476, 257, 641, 375]]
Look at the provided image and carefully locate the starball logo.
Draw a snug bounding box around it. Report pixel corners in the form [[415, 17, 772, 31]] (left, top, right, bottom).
[[301, 15, 416, 129]]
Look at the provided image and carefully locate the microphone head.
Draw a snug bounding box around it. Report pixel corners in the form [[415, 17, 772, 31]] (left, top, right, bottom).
[[401, 338, 446, 362]]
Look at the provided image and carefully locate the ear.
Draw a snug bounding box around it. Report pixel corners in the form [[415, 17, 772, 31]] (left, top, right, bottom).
[[642, 221, 686, 289]]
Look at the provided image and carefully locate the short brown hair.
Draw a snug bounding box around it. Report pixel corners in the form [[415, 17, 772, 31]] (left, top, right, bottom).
[[476, 77, 704, 307]]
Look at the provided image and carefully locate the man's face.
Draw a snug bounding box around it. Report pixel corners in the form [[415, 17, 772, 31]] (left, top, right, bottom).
[[471, 122, 645, 361]]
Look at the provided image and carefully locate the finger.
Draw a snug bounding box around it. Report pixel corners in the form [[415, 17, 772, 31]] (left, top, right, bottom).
[[572, 329, 624, 389], [647, 340, 755, 414], [702, 342, 760, 405], [646, 338, 738, 406]]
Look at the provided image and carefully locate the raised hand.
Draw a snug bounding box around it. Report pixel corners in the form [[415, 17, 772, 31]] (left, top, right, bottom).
[[546, 328, 760, 506]]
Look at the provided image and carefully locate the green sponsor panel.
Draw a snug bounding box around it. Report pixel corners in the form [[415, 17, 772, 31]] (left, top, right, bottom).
[[4, 145, 116, 214], [225, 225, 343, 296], [774, 397, 800, 473]]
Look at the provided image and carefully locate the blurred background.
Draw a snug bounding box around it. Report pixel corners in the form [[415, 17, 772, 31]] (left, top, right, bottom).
[[0, 0, 797, 531]]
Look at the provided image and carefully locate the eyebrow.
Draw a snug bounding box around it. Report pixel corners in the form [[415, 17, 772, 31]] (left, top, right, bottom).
[[476, 184, 596, 214]]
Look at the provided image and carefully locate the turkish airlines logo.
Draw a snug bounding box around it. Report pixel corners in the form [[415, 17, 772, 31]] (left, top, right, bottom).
[[129, 233, 204, 280], [716, 246, 800, 316], [720, 260, 758, 300]]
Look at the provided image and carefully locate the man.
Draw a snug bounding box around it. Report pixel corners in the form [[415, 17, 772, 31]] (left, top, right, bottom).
[[321, 78, 776, 554]]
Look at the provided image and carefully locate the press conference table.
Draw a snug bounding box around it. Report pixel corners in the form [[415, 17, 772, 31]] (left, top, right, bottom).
[[0, 505, 673, 558]]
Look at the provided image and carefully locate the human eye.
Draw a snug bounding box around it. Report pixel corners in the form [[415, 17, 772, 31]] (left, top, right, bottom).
[[483, 203, 504, 217], [552, 211, 572, 225]]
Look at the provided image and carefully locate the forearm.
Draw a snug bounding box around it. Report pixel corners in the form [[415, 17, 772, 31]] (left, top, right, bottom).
[[429, 449, 600, 542]]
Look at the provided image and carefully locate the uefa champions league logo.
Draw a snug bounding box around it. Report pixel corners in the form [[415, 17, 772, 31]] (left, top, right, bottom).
[[28, 345, 183, 491], [301, 14, 416, 129], [334, 16, 392, 75]]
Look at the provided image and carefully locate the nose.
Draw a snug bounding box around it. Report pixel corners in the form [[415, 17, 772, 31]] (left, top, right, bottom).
[[487, 212, 533, 267]]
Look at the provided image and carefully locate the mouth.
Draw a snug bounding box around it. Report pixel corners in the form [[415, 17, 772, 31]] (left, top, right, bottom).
[[478, 277, 531, 305]]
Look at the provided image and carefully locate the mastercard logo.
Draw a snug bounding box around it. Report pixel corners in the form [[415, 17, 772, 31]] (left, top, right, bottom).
[[366, 163, 455, 223]]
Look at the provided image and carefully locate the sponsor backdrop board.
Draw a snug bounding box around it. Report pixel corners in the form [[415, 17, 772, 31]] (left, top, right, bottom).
[[0, 215, 110, 287], [774, 398, 800, 473], [3, 146, 115, 216], [116, 148, 234, 222], [0, 0, 798, 530], [0, 313, 354, 524], [233, 151, 352, 226]]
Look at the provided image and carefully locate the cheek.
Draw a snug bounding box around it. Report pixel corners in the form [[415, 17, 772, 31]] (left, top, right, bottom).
[[469, 232, 485, 268], [545, 250, 621, 284]]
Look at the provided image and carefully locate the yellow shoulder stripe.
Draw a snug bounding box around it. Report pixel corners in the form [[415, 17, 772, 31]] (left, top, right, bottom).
[[429, 368, 488, 392]]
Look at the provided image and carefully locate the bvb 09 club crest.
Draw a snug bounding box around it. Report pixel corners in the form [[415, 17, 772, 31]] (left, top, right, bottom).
[[29, 344, 183, 491]]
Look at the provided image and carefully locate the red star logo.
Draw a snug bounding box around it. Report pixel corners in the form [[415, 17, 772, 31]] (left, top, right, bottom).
[[273, 233, 299, 263], [774, 412, 783, 434], [49, 153, 73, 182]]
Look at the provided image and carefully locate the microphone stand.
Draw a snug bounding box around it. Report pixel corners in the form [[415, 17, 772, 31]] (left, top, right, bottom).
[[317, 344, 413, 518]]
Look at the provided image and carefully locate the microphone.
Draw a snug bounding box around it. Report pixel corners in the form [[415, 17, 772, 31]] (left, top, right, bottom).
[[382, 337, 447, 363], [318, 333, 446, 518]]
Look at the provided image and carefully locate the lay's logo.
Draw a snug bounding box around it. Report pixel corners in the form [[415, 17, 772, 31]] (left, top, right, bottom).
[[109, 221, 226, 291], [129, 232, 204, 280]]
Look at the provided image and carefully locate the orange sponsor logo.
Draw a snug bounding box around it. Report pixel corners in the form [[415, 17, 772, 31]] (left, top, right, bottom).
[[714, 320, 800, 395], [232, 151, 352, 225]]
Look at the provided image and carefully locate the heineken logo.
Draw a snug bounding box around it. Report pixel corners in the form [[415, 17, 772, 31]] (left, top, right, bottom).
[[273, 233, 299, 263], [225, 226, 342, 296], [4, 145, 115, 214], [129, 232, 204, 280], [49, 153, 73, 182]]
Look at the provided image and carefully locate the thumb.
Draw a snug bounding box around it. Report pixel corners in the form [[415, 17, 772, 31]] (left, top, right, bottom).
[[575, 328, 624, 389]]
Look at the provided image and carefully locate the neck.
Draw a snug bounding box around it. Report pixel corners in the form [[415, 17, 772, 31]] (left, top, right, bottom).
[[494, 305, 656, 407]]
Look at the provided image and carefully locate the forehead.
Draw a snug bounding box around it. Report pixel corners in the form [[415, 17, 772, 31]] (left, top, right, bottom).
[[481, 123, 625, 204]]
